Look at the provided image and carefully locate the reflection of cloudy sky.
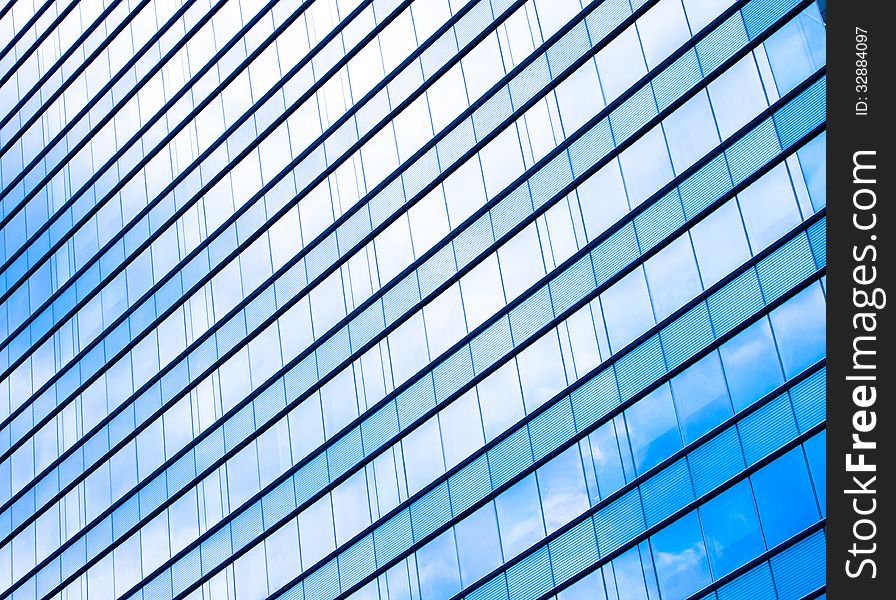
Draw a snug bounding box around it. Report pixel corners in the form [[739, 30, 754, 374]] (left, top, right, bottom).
[[650, 512, 711, 600]]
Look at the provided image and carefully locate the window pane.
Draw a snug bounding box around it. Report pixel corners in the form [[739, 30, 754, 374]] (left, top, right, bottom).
[[751, 448, 820, 546], [577, 159, 630, 241], [625, 384, 682, 475], [643, 234, 703, 322], [670, 352, 733, 443], [416, 530, 462, 600], [619, 125, 674, 208], [495, 474, 545, 559], [699, 480, 765, 577], [719, 319, 785, 412], [601, 267, 656, 352], [803, 431, 826, 517], [662, 90, 721, 174], [796, 131, 826, 211], [637, 0, 691, 69], [708, 54, 768, 139], [650, 512, 712, 600], [402, 416, 445, 496], [454, 503, 503, 585], [763, 5, 825, 96], [690, 200, 751, 288], [439, 390, 485, 470], [586, 420, 628, 501], [517, 331, 567, 412], [737, 164, 802, 253], [537, 447, 589, 533], [478, 360, 525, 441], [768, 283, 826, 378]]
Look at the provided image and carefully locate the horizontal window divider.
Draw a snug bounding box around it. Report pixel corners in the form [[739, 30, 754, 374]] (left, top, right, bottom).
[[0, 0, 33, 47], [0, 0, 143, 141], [443, 419, 828, 600], [0, 0, 317, 272], [799, 586, 828, 600], [0, 55, 826, 570], [0, 0, 79, 90], [676, 521, 827, 600]]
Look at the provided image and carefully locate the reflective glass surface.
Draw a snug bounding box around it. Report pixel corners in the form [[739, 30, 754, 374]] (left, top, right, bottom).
[[0, 0, 826, 599]]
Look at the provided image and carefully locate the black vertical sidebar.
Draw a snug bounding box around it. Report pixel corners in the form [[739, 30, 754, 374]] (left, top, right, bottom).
[[827, 0, 894, 596]]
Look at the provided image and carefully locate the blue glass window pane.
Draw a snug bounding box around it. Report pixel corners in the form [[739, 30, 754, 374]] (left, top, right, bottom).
[[477, 360, 526, 442], [609, 547, 650, 600], [625, 384, 682, 475], [649, 512, 712, 600], [643, 234, 703, 322], [601, 268, 656, 352], [332, 470, 372, 546], [768, 283, 826, 379], [637, 0, 692, 69], [719, 319, 785, 412], [536, 447, 589, 534], [495, 474, 546, 559], [587, 420, 628, 501], [416, 530, 462, 600], [683, 0, 737, 32], [401, 416, 446, 496], [454, 503, 503, 585], [619, 125, 675, 208], [670, 352, 733, 444], [662, 90, 722, 174], [803, 432, 826, 517], [690, 200, 751, 288], [595, 27, 648, 103], [751, 448, 820, 547], [737, 164, 802, 253], [577, 160, 631, 242], [438, 390, 485, 470], [707, 54, 769, 139], [763, 5, 826, 96], [699, 480, 765, 577], [517, 332, 568, 412], [796, 132, 826, 211]]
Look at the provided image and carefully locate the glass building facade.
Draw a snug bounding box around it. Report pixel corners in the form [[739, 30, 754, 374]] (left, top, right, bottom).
[[0, 0, 826, 599]]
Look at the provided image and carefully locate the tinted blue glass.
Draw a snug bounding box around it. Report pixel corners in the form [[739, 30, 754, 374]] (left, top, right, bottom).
[[536, 447, 589, 533], [416, 530, 462, 600], [768, 282, 826, 378], [495, 474, 546, 559], [751, 448, 820, 546], [719, 319, 785, 412], [649, 512, 712, 600], [803, 431, 827, 517], [625, 384, 682, 475], [699, 481, 765, 577], [455, 503, 504, 585], [1, 1, 825, 598], [557, 570, 608, 600], [670, 353, 733, 444]]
